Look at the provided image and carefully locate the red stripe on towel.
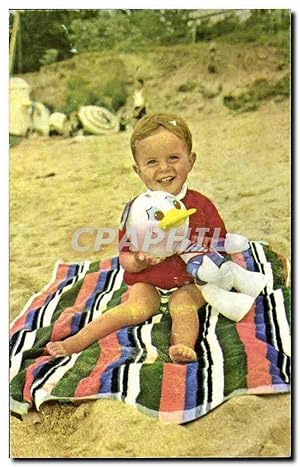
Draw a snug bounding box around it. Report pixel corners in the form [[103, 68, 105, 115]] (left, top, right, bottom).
[[232, 252, 272, 387], [236, 305, 272, 388], [74, 272, 100, 305], [74, 332, 121, 397], [51, 312, 74, 341], [51, 272, 101, 341], [100, 258, 112, 271], [159, 363, 187, 414]]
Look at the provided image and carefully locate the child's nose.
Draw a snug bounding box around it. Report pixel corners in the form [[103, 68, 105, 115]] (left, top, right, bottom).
[[158, 160, 169, 171]]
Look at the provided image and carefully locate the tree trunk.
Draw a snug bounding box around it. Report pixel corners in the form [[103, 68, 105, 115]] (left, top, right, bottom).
[[9, 11, 20, 76]]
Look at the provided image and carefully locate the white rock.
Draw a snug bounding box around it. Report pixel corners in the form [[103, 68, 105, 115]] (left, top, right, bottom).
[[32, 102, 50, 136], [9, 77, 32, 136], [49, 112, 68, 136]]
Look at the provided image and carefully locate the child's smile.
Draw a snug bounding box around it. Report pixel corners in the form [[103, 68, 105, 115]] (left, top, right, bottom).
[[157, 175, 176, 186], [133, 127, 196, 196]]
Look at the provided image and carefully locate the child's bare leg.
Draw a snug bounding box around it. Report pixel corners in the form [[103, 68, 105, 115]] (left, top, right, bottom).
[[46, 283, 160, 356], [168, 284, 205, 363]]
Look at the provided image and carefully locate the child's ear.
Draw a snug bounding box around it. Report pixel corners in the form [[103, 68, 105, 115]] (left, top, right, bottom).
[[133, 164, 140, 175], [188, 152, 196, 171]]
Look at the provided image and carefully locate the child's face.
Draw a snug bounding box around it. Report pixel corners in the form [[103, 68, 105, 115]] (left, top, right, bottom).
[[133, 127, 196, 196]]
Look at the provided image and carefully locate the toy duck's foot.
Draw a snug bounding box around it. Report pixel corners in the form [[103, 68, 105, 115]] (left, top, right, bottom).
[[200, 284, 255, 322], [225, 262, 268, 297], [187, 254, 224, 285], [46, 341, 69, 357], [218, 262, 235, 290], [169, 344, 197, 363], [224, 233, 250, 254]]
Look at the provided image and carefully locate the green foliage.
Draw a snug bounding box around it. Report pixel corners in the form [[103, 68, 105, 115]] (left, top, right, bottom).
[[195, 10, 290, 47], [11, 10, 290, 73], [39, 48, 59, 66], [10, 10, 97, 73], [9, 135, 24, 148], [218, 10, 290, 46], [69, 10, 190, 54], [61, 57, 128, 114], [100, 79, 128, 112], [12, 10, 71, 72], [196, 12, 239, 41], [223, 93, 258, 112], [64, 77, 98, 114], [177, 81, 197, 93], [223, 74, 290, 112]]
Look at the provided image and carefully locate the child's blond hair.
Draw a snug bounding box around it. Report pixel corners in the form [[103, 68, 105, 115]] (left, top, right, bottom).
[[130, 113, 192, 158]]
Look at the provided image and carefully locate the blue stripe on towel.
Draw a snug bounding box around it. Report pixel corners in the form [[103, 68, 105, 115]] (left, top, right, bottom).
[[99, 329, 134, 394], [71, 313, 83, 335], [67, 264, 78, 279], [267, 345, 287, 385], [111, 257, 119, 270], [25, 309, 37, 329], [243, 249, 256, 272], [255, 296, 268, 342], [85, 271, 108, 310], [255, 296, 288, 386], [184, 362, 198, 411]]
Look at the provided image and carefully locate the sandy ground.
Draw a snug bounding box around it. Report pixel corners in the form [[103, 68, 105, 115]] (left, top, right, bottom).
[[10, 98, 290, 458]]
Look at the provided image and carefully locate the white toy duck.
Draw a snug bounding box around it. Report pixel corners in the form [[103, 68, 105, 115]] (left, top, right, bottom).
[[124, 190, 268, 322]]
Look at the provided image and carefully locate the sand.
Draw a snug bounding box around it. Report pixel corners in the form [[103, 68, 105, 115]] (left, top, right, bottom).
[[11, 395, 290, 458], [10, 61, 290, 457]]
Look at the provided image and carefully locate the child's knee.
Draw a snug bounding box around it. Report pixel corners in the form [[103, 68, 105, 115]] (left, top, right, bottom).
[[128, 283, 160, 311], [169, 288, 194, 307], [124, 305, 155, 325], [123, 286, 160, 324], [169, 287, 202, 315]]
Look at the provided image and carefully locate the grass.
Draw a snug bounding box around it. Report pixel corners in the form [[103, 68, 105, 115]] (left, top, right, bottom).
[[18, 40, 289, 117], [223, 74, 290, 112]]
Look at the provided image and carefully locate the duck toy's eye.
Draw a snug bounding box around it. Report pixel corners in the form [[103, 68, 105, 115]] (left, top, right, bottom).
[[154, 210, 165, 221], [173, 200, 181, 209]]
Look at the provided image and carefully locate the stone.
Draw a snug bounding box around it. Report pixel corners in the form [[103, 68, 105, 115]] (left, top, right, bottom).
[[32, 102, 50, 136], [9, 78, 32, 136], [49, 112, 69, 136]]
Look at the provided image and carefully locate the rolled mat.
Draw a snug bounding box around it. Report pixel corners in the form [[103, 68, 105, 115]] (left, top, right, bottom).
[[10, 241, 290, 424]]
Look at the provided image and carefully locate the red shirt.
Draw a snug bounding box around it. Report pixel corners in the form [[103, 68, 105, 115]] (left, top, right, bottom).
[[118, 189, 227, 289]]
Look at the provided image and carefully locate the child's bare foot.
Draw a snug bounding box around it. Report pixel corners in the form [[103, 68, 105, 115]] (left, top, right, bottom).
[[169, 344, 197, 363], [46, 341, 69, 357]]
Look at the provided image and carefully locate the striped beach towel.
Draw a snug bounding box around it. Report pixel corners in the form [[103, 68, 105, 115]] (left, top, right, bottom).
[[10, 242, 291, 424]]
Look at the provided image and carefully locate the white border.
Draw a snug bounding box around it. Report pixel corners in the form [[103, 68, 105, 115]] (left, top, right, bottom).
[[3, 1, 297, 464]]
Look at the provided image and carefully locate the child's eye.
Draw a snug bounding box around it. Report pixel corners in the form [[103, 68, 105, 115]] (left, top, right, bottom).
[[147, 160, 157, 165], [169, 155, 179, 161]]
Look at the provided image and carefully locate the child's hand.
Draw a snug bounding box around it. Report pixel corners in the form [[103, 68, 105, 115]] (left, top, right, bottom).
[[133, 251, 165, 269]]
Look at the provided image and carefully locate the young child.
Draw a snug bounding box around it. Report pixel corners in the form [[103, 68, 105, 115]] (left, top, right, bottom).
[[46, 113, 227, 363], [132, 79, 147, 125]]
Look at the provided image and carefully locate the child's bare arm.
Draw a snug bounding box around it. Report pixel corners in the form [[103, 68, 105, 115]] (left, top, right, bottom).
[[119, 251, 164, 273]]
